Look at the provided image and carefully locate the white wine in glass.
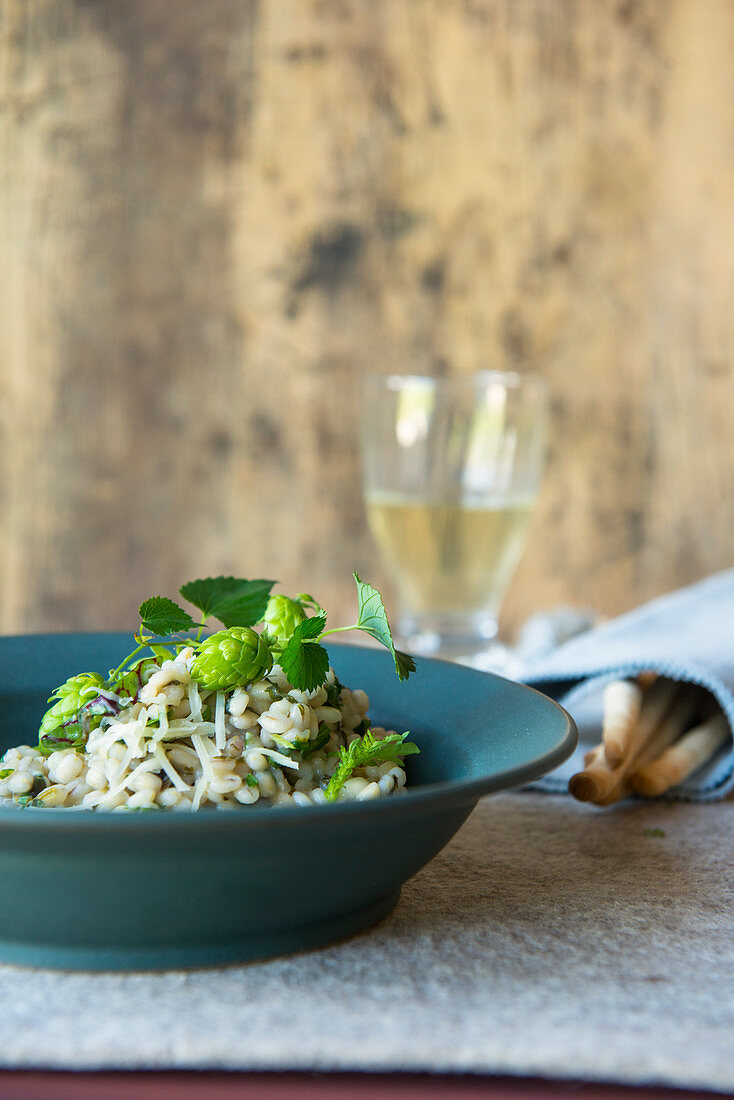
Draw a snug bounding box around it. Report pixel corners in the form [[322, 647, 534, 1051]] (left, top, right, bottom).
[[361, 373, 547, 670]]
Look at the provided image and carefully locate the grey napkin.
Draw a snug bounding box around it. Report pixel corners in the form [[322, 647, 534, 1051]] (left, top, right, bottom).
[[521, 569, 734, 801]]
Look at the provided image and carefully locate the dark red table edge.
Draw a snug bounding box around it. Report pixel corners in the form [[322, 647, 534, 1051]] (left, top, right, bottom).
[[0, 1073, 728, 1100]]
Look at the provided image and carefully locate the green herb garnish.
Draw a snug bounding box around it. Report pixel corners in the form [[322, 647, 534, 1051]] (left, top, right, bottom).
[[291, 725, 331, 758], [279, 614, 329, 692], [278, 574, 415, 691], [138, 597, 196, 637], [180, 577, 275, 629], [0, 769, 13, 780], [324, 730, 419, 802], [245, 774, 259, 788], [36, 572, 413, 749]]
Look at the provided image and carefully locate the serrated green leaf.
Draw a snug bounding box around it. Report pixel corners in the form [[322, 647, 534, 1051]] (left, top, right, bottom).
[[179, 576, 276, 628], [352, 573, 415, 681], [296, 612, 328, 639], [279, 614, 329, 691], [324, 730, 420, 801], [394, 649, 417, 680], [138, 597, 196, 636]]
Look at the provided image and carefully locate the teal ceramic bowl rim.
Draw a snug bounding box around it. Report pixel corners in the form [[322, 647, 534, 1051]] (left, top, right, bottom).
[[0, 637, 577, 830]]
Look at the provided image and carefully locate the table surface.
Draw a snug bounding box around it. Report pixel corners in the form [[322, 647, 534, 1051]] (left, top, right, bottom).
[[1, 796, 731, 1093], [0, 1074, 729, 1100]]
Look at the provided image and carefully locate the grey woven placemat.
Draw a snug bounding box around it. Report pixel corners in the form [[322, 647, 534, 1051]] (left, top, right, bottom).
[[1, 793, 732, 1090]]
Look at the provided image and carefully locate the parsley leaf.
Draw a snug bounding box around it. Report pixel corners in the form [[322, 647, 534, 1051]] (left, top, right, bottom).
[[279, 613, 329, 691], [0, 768, 13, 780], [245, 773, 259, 788], [179, 576, 275, 628], [138, 597, 196, 636], [324, 730, 419, 801], [352, 574, 416, 681]]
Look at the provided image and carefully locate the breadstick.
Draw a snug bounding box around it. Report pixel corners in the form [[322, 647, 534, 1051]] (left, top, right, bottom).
[[620, 677, 681, 763], [601, 679, 645, 766], [598, 684, 702, 804], [630, 712, 730, 797], [568, 681, 699, 805], [569, 746, 615, 802], [633, 685, 702, 765]]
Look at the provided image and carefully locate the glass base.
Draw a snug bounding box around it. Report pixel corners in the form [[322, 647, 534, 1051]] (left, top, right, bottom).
[[397, 613, 523, 678]]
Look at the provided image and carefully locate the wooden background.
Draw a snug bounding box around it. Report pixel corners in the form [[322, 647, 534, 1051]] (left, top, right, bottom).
[[2, 0, 734, 637]]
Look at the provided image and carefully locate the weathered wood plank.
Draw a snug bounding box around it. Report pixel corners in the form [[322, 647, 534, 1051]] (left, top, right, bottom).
[[1, 0, 734, 640]]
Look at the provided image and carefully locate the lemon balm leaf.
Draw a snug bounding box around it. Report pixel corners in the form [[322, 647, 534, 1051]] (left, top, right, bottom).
[[138, 597, 196, 636], [280, 613, 329, 691], [180, 577, 275, 628], [324, 730, 419, 801], [352, 573, 416, 681]]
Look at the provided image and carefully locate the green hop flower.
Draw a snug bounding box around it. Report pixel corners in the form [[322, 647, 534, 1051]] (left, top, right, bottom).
[[262, 595, 307, 651], [40, 672, 106, 736], [191, 628, 273, 692], [38, 672, 107, 753]]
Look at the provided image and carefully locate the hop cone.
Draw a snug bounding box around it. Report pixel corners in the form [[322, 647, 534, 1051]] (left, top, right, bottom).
[[39, 672, 106, 740], [191, 628, 273, 691], [262, 595, 306, 651]]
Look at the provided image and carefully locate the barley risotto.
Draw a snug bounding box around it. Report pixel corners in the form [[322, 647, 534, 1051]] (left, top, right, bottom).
[[0, 574, 418, 812]]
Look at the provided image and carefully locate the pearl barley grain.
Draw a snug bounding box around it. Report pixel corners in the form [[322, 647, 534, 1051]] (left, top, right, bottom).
[[7, 771, 33, 795], [51, 753, 84, 785], [245, 750, 268, 772], [158, 789, 182, 808], [356, 781, 381, 801], [343, 777, 368, 798]]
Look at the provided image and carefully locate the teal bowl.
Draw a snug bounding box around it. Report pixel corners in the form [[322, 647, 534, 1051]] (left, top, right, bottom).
[[0, 634, 576, 970]]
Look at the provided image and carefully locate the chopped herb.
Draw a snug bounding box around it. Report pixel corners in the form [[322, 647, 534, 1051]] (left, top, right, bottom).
[[0, 768, 13, 780], [292, 726, 331, 758], [325, 679, 342, 708], [245, 774, 259, 788]]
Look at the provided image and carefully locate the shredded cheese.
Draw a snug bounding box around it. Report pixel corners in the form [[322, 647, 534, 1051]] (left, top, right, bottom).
[[192, 773, 208, 811], [258, 746, 300, 772], [214, 692, 226, 751], [191, 733, 216, 782], [187, 681, 202, 722], [150, 742, 190, 792]]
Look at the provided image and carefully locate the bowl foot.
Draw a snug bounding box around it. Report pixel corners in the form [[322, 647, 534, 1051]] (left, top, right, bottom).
[[0, 888, 402, 972]]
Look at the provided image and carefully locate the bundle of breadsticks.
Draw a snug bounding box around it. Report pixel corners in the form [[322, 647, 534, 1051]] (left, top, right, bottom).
[[568, 674, 731, 805]]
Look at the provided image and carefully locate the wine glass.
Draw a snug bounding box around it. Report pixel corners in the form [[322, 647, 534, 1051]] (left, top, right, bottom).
[[360, 371, 547, 673]]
